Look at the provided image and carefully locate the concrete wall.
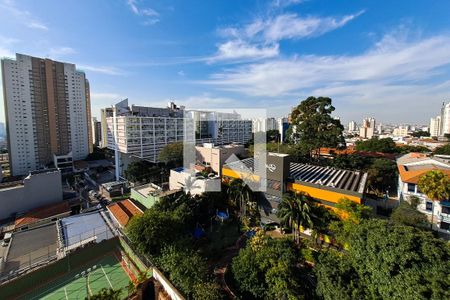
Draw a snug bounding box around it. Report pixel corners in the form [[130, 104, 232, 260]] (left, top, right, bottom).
[[0, 170, 63, 220], [195, 144, 246, 175]]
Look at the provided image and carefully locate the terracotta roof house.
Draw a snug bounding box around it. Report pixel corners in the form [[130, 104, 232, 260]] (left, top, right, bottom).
[[14, 201, 71, 230], [396, 152, 450, 232], [107, 199, 143, 228]]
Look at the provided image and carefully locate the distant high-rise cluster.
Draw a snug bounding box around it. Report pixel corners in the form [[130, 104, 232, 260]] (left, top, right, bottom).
[[429, 102, 450, 137], [1, 53, 92, 176]]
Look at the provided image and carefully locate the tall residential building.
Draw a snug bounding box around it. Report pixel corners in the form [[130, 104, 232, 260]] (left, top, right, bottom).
[[430, 116, 442, 137], [92, 117, 102, 147], [359, 117, 376, 139], [441, 102, 450, 135], [1, 53, 92, 176], [348, 120, 357, 132], [104, 100, 252, 174]]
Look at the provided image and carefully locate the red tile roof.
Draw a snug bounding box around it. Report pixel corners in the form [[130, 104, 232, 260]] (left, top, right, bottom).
[[108, 199, 143, 227], [15, 201, 70, 227]]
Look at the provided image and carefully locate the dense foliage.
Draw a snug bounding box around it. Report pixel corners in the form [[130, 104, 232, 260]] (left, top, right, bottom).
[[316, 219, 450, 300], [124, 160, 163, 183], [390, 201, 429, 229], [366, 158, 398, 195], [434, 144, 450, 155], [411, 130, 430, 138], [289, 96, 345, 158], [355, 137, 398, 153], [159, 142, 183, 167], [418, 170, 450, 201], [232, 232, 315, 299]]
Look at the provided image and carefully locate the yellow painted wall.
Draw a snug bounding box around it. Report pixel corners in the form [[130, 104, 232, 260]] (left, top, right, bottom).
[[288, 182, 362, 204], [221, 168, 260, 182]]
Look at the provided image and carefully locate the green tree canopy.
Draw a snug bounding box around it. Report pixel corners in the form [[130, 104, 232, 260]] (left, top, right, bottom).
[[157, 246, 209, 296], [355, 137, 398, 153], [391, 201, 429, 229], [411, 130, 430, 138], [159, 142, 183, 167], [126, 208, 183, 256], [434, 144, 450, 155], [316, 219, 450, 300], [290, 96, 345, 158], [232, 236, 314, 299], [366, 158, 398, 196], [418, 170, 450, 201], [124, 160, 162, 183], [87, 288, 122, 300]]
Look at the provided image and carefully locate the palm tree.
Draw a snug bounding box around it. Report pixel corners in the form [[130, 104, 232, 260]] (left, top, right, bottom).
[[418, 170, 450, 228], [227, 178, 253, 232], [277, 192, 316, 243]]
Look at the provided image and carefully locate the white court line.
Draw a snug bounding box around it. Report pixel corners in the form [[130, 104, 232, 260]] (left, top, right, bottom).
[[101, 265, 113, 288], [64, 287, 69, 300]]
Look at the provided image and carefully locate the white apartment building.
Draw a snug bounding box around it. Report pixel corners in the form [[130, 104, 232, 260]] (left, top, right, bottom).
[[348, 120, 357, 132], [1, 53, 91, 176], [105, 101, 252, 174], [429, 116, 441, 137]]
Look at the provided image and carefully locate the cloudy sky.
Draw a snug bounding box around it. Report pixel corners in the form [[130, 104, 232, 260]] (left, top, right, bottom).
[[1, 0, 450, 125]]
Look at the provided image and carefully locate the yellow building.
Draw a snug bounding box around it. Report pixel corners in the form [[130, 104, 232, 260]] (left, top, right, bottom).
[[222, 153, 367, 223]]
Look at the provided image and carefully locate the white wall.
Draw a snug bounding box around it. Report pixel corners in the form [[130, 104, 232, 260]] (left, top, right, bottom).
[[0, 170, 63, 219]]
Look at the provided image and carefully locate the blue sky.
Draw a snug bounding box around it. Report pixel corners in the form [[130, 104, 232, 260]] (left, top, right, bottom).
[[1, 0, 450, 125]]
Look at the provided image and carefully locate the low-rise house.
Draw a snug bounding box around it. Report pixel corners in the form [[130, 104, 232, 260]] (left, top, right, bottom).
[[397, 152, 450, 231], [107, 199, 143, 228], [169, 167, 221, 196], [14, 201, 71, 231], [131, 183, 180, 209]]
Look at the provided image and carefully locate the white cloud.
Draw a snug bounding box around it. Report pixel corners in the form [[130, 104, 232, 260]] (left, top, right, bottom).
[[177, 70, 185, 76], [206, 34, 450, 97], [213, 10, 363, 62], [78, 65, 126, 76], [1, 0, 49, 31], [272, 0, 304, 7], [263, 11, 365, 41], [49, 47, 76, 57], [27, 21, 48, 31], [126, 0, 159, 25], [209, 40, 279, 62]]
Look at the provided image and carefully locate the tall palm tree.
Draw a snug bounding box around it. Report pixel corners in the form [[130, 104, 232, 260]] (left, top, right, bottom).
[[278, 192, 316, 243], [418, 170, 450, 228]]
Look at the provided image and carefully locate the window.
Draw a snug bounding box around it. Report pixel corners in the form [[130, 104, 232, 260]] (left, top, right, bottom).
[[442, 205, 450, 215], [407, 183, 416, 193], [440, 222, 450, 230], [426, 201, 433, 211]]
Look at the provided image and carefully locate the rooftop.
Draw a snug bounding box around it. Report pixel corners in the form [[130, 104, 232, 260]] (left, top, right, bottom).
[[224, 158, 367, 194], [60, 212, 114, 249], [397, 152, 450, 184], [107, 199, 143, 227], [14, 201, 70, 227]]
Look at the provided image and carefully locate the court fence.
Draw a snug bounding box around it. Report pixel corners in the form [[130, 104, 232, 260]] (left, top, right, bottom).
[[0, 237, 119, 299]]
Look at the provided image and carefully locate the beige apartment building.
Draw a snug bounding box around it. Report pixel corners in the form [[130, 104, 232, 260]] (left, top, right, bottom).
[[1, 53, 92, 176]]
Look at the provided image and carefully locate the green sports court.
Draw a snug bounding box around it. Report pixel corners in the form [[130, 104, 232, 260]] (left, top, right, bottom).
[[18, 253, 133, 300]]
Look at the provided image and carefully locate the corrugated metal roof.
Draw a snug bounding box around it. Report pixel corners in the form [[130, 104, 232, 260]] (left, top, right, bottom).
[[224, 158, 367, 194]]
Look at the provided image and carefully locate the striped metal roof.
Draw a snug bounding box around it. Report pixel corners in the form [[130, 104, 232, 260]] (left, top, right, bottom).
[[224, 158, 367, 194]]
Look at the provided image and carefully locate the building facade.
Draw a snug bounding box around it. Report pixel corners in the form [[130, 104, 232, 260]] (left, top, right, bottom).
[[359, 117, 376, 139], [397, 152, 450, 232], [92, 117, 102, 147], [104, 100, 252, 173], [1, 53, 92, 176]]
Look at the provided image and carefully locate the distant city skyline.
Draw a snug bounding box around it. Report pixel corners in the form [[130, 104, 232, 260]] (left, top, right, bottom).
[[1, 0, 450, 124]]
